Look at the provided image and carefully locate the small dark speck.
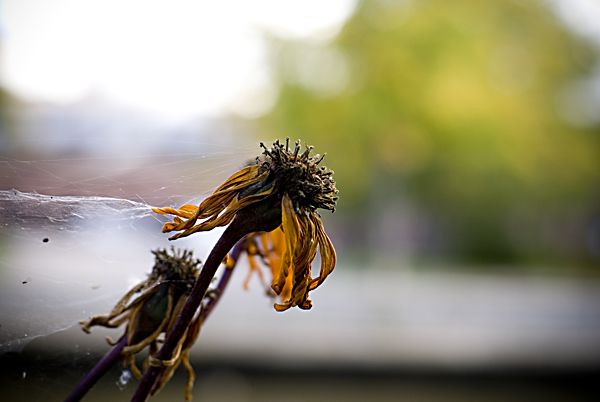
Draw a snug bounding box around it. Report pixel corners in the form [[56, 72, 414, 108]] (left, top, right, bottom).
[[22, 281, 28, 284], [42, 238, 49, 243], [91, 285, 100, 290]]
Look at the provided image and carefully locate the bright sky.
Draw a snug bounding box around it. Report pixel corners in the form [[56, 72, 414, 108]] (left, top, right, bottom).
[[0, 0, 356, 121]]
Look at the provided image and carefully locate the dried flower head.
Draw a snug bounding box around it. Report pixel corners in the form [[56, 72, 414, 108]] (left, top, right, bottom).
[[153, 139, 338, 311], [80, 248, 203, 400]]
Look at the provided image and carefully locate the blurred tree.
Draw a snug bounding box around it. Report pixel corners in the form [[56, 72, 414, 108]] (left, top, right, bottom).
[[256, 0, 600, 267]]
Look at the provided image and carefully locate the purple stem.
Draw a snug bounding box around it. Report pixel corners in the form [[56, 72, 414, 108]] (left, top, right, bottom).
[[198, 237, 245, 322], [64, 336, 128, 402]]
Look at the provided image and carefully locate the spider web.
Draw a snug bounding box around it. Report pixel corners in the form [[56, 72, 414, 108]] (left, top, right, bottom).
[[0, 140, 257, 352]]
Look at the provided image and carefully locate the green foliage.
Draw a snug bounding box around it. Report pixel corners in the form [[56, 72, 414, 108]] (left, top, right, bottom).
[[257, 0, 600, 266]]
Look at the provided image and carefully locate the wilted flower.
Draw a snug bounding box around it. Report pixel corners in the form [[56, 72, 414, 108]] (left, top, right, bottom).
[[153, 139, 338, 311], [80, 248, 203, 400], [228, 228, 294, 304]]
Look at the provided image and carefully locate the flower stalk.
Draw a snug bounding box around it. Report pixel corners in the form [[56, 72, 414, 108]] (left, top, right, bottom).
[[64, 336, 128, 402]]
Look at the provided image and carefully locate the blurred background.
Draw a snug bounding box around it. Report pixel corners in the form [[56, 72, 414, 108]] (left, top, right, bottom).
[[1, 0, 599, 401]]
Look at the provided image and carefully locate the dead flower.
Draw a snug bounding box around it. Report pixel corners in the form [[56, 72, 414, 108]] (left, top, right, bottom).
[[225, 228, 294, 304], [80, 248, 203, 400], [153, 139, 338, 311]]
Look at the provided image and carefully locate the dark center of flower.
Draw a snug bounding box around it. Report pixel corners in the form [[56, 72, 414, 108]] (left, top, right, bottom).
[[150, 248, 200, 291], [257, 139, 338, 213]]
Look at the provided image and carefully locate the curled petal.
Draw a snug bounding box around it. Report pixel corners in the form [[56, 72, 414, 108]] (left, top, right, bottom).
[[289, 211, 317, 309], [152, 165, 269, 236], [273, 194, 298, 295], [308, 212, 336, 291], [273, 195, 321, 311], [168, 186, 273, 240]]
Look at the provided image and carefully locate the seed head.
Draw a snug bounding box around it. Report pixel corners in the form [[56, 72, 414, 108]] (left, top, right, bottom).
[[257, 138, 338, 213]]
